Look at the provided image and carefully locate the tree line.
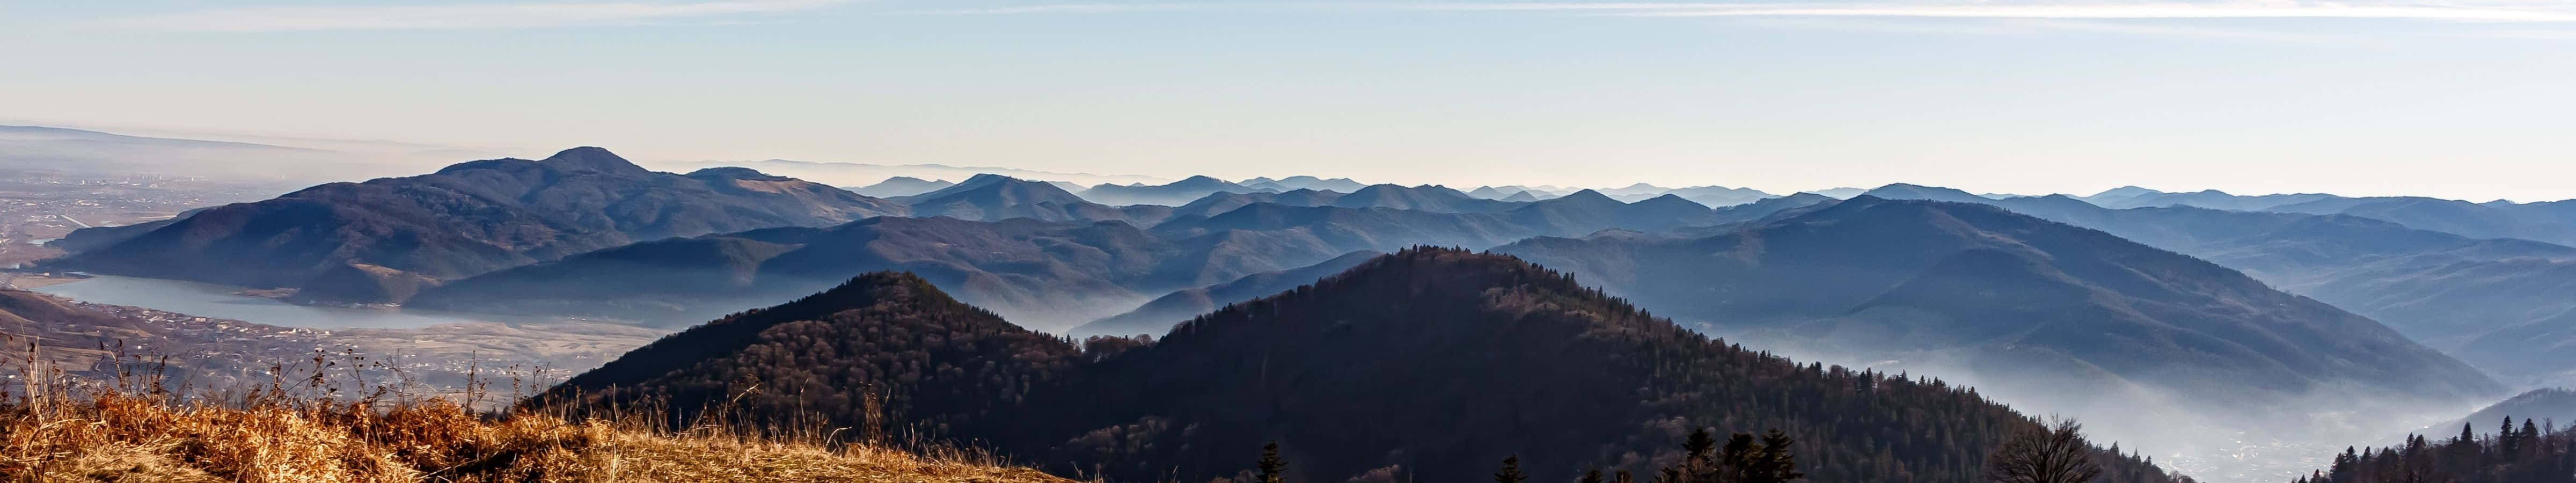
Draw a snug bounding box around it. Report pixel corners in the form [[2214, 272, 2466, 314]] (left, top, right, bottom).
[[2293, 416, 2576, 483], [1242, 418, 2146, 483]]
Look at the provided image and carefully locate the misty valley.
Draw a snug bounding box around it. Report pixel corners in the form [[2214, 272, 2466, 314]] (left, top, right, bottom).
[[5, 130, 2576, 483]]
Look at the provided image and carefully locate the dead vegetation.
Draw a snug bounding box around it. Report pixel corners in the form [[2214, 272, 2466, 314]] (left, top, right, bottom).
[[0, 343, 1073, 483]]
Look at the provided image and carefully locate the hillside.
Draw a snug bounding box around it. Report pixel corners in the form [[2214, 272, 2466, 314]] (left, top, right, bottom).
[[1868, 189, 2576, 385], [542, 248, 2189, 483], [2268, 196, 2576, 247], [46, 147, 903, 303], [2288, 411, 2576, 483], [1069, 249, 1384, 337], [0, 379, 1070, 483], [408, 216, 1190, 331], [1494, 197, 2502, 439], [0, 289, 325, 389], [2419, 388, 2576, 440]]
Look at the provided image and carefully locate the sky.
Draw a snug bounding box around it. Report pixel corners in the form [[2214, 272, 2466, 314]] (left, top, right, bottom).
[[4, 1, 2574, 201]]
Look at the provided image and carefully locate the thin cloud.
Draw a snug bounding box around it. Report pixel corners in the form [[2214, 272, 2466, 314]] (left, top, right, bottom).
[[1604, 3, 2576, 21], [894, 1, 2576, 22], [112, 0, 859, 32], [887, 3, 1212, 14]]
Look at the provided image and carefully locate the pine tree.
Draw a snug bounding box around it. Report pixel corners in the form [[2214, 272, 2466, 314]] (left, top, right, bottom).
[[1495, 456, 1528, 483], [1579, 468, 1605, 483], [1753, 429, 1806, 483], [1682, 428, 1722, 483], [1258, 442, 1286, 483], [1719, 432, 1758, 483]]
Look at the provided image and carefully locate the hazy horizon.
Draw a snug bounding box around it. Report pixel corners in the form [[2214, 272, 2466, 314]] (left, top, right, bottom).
[[12, 121, 2563, 203], [8, 0, 2574, 201]]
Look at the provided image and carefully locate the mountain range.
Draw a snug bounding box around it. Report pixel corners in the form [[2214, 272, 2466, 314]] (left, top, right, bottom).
[[891, 174, 1173, 225], [1857, 184, 2576, 386], [540, 248, 2189, 483], [846, 175, 955, 197], [411, 188, 1760, 331], [1496, 196, 2502, 420], [2075, 187, 2576, 247], [1070, 249, 1384, 337], [1077, 175, 1269, 206], [655, 158, 1166, 187], [46, 147, 905, 303]]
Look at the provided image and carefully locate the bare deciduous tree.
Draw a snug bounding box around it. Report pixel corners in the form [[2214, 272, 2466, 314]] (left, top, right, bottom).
[[1987, 417, 2103, 483]]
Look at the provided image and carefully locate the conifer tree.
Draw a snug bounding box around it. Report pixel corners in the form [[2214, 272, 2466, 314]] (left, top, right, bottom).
[[1579, 468, 1604, 483], [1496, 456, 1528, 483], [1258, 442, 1286, 483], [1753, 429, 1806, 483]]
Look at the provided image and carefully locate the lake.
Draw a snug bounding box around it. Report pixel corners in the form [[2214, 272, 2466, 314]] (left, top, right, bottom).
[[34, 274, 551, 329]]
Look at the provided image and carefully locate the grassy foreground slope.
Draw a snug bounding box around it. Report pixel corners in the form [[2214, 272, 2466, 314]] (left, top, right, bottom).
[[0, 388, 1069, 483]]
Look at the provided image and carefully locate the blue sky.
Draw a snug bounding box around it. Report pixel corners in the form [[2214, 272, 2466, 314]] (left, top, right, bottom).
[[5, 0, 2574, 200]]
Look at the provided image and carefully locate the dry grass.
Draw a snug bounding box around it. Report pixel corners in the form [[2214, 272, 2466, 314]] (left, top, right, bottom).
[[0, 354, 1073, 483]]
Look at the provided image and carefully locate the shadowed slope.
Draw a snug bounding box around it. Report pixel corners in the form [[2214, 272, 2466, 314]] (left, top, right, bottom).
[[544, 248, 2188, 483]]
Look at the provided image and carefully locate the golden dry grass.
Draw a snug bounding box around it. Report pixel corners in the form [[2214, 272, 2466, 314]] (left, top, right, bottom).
[[1, 376, 1072, 483]]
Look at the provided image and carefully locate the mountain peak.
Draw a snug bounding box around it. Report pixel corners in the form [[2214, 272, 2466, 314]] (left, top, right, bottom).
[[1859, 184, 1990, 203], [1636, 193, 1703, 207], [960, 173, 1020, 184], [1554, 189, 1618, 203], [541, 147, 650, 175], [2089, 185, 2162, 198], [684, 166, 791, 181], [928, 173, 1074, 199]]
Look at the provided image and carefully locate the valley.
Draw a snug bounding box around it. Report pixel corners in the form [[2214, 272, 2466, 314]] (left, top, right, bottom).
[[7, 135, 2575, 483], [17, 9, 2571, 481]]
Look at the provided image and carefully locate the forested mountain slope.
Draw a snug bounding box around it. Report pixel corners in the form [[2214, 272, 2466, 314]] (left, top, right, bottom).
[[543, 248, 2191, 483]]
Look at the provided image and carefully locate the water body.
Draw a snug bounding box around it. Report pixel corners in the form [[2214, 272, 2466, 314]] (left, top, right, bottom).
[[34, 274, 545, 330]]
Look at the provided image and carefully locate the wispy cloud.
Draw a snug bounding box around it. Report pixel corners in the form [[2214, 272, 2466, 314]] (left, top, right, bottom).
[[1587, 3, 2576, 21], [113, 0, 858, 32], [891, 0, 2576, 22], [886, 3, 1210, 14]]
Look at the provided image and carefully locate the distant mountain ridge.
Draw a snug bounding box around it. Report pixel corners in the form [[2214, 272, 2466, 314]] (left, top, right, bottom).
[[656, 158, 1165, 187], [892, 174, 1171, 225], [1497, 196, 2502, 407], [409, 216, 1185, 330], [414, 190, 1753, 330], [847, 175, 955, 197], [48, 147, 905, 303], [1861, 184, 2576, 386], [1070, 249, 1384, 337], [1077, 175, 1271, 206]]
